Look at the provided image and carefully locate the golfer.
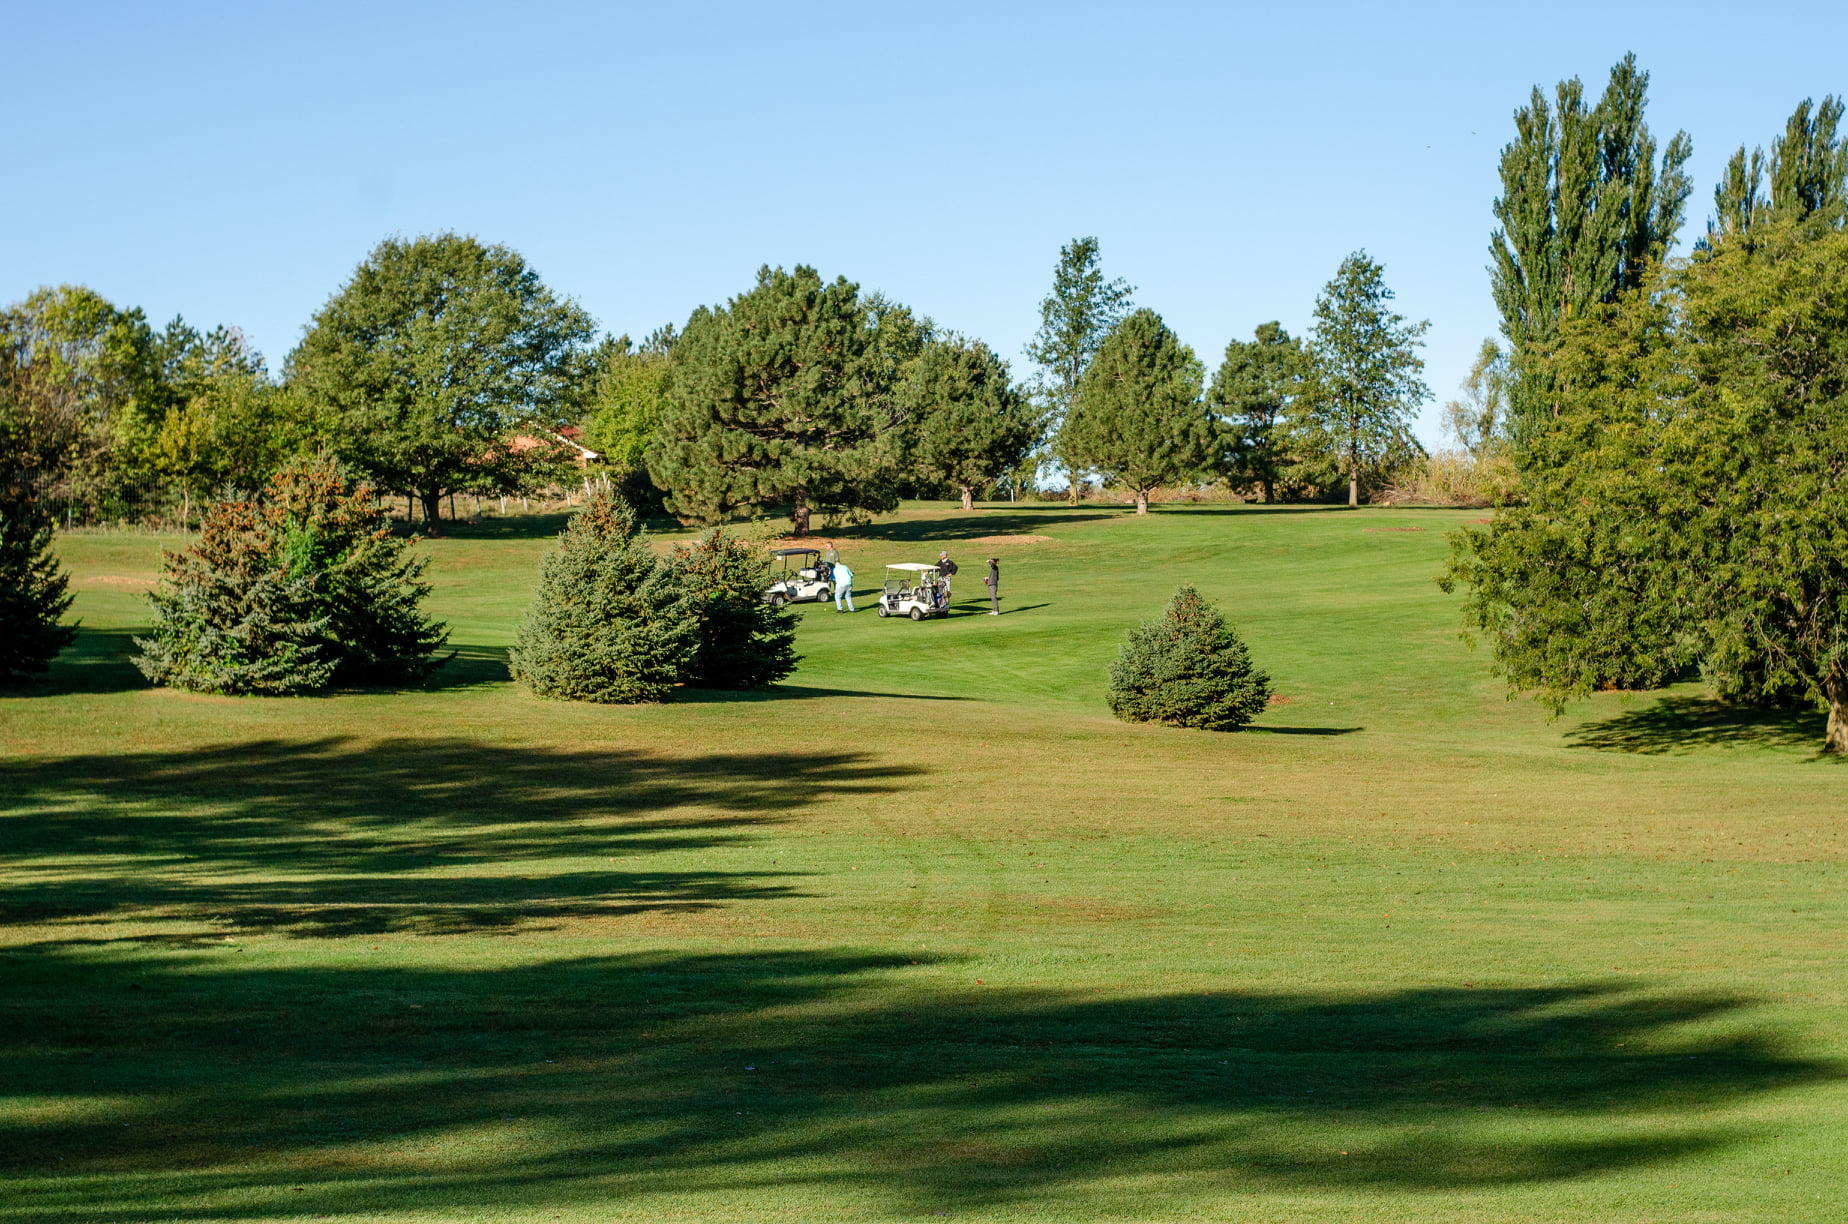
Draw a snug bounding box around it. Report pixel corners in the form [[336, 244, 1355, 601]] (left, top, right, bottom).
[[937, 551, 958, 598], [985, 556, 1000, 615], [833, 558, 855, 612]]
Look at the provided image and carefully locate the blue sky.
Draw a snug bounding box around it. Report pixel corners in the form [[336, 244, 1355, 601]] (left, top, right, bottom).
[[6, 1, 1846, 446]]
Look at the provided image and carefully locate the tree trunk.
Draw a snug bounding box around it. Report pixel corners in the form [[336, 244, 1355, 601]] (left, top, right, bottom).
[[1135, 490, 1149, 515], [792, 496, 811, 537], [1349, 433, 1359, 507], [1826, 671, 1848, 755], [1261, 477, 1275, 505], [421, 488, 444, 530], [960, 485, 974, 511]]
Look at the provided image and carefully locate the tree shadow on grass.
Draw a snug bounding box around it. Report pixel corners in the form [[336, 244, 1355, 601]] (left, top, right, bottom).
[[832, 511, 1121, 543], [1247, 724, 1364, 736], [1565, 696, 1827, 756], [0, 945, 1832, 1219], [4, 628, 149, 697], [676, 684, 972, 704], [0, 737, 917, 937]]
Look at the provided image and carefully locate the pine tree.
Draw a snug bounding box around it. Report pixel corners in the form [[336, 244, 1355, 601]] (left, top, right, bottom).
[[901, 336, 1040, 511], [134, 453, 447, 695], [670, 528, 798, 689], [647, 266, 920, 535], [1207, 322, 1309, 503], [0, 469, 77, 680], [1107, 586, 1271, 731], [510, 487, 696, 703], [1063, 309, 1212, 514]]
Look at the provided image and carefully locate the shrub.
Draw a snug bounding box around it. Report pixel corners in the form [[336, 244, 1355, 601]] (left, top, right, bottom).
[[1108, 585, 1271, 730], [671, 528, 799, 688], [0, 470, 77, 680], [134, 454, 447, 695], [509, 486, 696, 702]]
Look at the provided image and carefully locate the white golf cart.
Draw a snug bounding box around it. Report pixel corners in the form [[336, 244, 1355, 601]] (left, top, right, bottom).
[[877, 563, 947, 620], [763, 547, 833, 607]]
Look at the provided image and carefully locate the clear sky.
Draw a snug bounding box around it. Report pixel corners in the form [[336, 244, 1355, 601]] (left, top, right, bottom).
[[6, 1, 1845, 446]]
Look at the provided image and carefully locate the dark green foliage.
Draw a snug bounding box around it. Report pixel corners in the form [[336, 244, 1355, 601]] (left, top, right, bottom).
[[1300, 252, 1431, 507], [1445, 220, 1848, 752], [510, 487, 696, 703], [1207, 322, 1309, 503], [1491, 54, 1693, 452], [1025, 237, 1135, 502], [1706, 96, 1846, 246], [1108, 586, 1271, 731], [670, 529, 798, 689], [0, 469, 77, 680], [288, 233, 597, 526], [134, 454, 447, 695], [901, 336, 1040, 510], [648, 266, 922, 535], [1064, 309, 1212, 514]]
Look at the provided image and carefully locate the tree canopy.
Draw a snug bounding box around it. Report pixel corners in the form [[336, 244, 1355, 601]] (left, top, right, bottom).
[[288, 233, 597, 527], [1064, 309, 1211, 514]]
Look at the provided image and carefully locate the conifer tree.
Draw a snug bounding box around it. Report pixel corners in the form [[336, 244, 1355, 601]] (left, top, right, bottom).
[[1108, 586, 1271, 731], [670, 528, 798, 689], [510, 487, 696, 703], [1064, 309, 1212, 514], [1207, 322, 1308, 503], [134, 454, 446, 694], [648, 266, 916, 535], [0, 468, 77, 680], [901, 336, 1040, 510]]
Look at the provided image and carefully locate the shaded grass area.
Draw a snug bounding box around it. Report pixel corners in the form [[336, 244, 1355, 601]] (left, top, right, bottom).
[[1566, 693, 1826, 755], [2, 940, 1827, 1222]]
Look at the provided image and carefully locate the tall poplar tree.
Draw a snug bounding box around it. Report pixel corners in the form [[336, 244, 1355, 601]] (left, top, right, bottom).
[[1301, 253, 1430, 507], [1707, 96, 1847, 244], [1025, 237, 1134, 502], [1490, 53, 1692, 451]]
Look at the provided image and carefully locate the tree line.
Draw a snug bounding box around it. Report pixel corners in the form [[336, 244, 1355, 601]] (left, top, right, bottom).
[[1444, 53, 1848, 753]]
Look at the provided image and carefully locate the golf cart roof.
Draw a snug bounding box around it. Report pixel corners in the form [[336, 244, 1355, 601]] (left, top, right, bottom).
[[770, 547, 821, 557], [885, 562, 939, 572]]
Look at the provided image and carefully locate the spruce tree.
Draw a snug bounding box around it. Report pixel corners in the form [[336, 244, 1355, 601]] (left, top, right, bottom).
[[670, 528, 798, 689], [0, 469, 77, 681], [134, 454, 447, 694], [510, 487, 696, 703], [1108, 586, 1271, 731]]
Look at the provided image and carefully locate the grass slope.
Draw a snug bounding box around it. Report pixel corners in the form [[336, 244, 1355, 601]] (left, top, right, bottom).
[[1, 503, 1843, 1223]]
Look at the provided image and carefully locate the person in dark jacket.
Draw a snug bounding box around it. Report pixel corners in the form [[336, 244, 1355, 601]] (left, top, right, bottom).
[[984, 556, 1000, 615], [936, 552, 958, 602]]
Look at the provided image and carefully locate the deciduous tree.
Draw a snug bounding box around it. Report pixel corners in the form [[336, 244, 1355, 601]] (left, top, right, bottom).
[[1025, 237, 1134, 502], [288, 233, 596, 529]]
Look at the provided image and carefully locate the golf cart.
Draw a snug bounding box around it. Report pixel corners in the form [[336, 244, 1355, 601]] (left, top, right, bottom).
[[763, 547, 833, 607], [877, 563, 947, 620]]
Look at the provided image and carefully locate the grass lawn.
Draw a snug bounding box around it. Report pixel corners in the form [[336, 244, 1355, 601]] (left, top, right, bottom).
[[2, 501, 1844, 1223]]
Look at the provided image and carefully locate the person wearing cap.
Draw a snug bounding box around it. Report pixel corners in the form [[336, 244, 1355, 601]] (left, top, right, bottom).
[[984, 556, 1000, 615], [936, 551, 958, 599]]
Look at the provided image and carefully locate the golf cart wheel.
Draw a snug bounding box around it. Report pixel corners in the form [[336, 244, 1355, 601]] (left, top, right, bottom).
[[769, 593, 786, 608], [909, 607, 923, 621], [815, 587, 830, 603]]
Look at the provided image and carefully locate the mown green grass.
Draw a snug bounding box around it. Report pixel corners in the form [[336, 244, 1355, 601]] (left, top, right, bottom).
[[2, 503, 1844, 1223]]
